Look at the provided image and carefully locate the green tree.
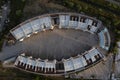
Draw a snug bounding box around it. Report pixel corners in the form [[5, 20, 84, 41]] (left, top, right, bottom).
[[16, 10, 22, 16]]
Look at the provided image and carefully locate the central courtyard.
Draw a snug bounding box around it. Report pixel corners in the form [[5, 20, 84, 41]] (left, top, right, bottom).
[[21, 28, 99, 61]]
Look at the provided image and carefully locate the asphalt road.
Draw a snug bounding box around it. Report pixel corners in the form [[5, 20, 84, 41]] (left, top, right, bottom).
[[0, 1, 10, 32], [105, 0, 120, 6]]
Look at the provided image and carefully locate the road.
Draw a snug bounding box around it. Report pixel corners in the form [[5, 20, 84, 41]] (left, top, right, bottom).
[[105, 0, 120, 6], [0, 1, 10, 32], [0, 42, 24, 61]]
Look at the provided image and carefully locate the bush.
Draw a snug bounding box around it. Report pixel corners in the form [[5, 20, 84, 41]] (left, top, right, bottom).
[[0, 39, 4, 52], [9, 0, 26, 28]]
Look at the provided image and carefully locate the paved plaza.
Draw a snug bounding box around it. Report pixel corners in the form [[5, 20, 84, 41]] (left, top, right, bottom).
[[0, 28, 99, 61], [22, 28, 99, 61]]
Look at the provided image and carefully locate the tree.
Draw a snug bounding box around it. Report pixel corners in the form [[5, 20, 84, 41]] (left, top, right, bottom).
[[16, 10, 22, 17], [35, 76, 40, 80]]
